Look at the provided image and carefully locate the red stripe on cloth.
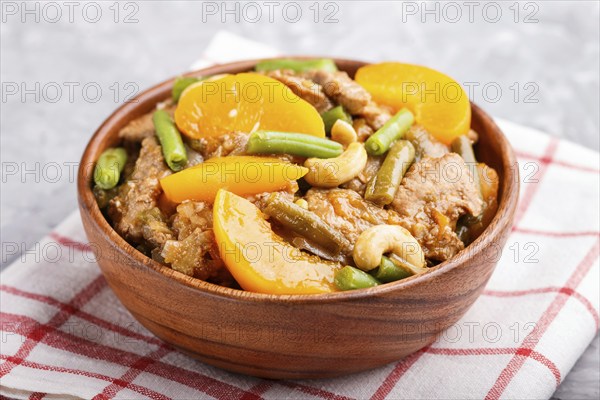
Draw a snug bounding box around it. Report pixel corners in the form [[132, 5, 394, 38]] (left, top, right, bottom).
[[427, 347, 561, 386], [0, 285, 164, 346], [485, 238, 600, 399], [0, 354, 169, 399], [28, 393, 45, 400], [48, 232, 92, 252], [36, 235, 355, 400], [94, 346, 173, 400], [527, 351, 562, 387], [0, 275, 106, 378], [515, 150, 600, 174], [512, 227, 600, 238], [0, 312, 259, 400], [369, 346, 430, 400], [241, 381, 274, 399], [513, 139, 559, 227], [1, 231, 254, 399], [1, 285, 345, 400], [570, 291, 600, 329], [483, 287, 599, 329]]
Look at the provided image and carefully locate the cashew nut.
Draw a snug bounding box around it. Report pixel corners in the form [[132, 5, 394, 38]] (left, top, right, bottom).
[[304, 142, 367, 188], [331, 119, 358, 147], [294, 198, 309, 209], [353, 225, 425, 271]]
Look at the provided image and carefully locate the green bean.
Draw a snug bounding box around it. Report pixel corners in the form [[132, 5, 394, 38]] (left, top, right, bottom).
[[365, 108, 414, 156], [93, 147, 127, 190], [172, 76, 202, 102], [247, 131, 343, 159], [321, 105, 352, 134], [451, 135, 483, 220], [370, 256, 412, 283], [255, 58, 338, 73], [335, 266, 380, 291], [388, 253, 428, 275], [152, 110, 188, 171], [365, 140, 415, 205], [264, 193, 349, 253]]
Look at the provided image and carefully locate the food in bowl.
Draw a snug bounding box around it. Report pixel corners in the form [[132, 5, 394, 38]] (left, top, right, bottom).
[[92, 59, 499, 295]]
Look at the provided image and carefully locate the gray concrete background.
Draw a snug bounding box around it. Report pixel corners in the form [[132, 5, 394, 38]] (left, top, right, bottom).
[[1, 1, 598, 398]]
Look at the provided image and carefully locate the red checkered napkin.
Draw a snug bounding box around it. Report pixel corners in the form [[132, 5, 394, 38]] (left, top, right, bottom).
[[1, 32, 599, 400]]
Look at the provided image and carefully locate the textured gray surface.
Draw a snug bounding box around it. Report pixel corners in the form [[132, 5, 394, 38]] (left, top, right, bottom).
[[1, 1, 598, 398]]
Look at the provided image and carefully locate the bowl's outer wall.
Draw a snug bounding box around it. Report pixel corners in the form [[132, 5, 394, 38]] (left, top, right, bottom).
[[78, 59, 519, 379]]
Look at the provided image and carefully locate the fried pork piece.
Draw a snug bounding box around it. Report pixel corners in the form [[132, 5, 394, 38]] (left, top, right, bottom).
[[302, 70, 391, 130], [108, 137, 172, 244], [265, 69, 334, 114], [391, 153, 483, 261], [360, 102, 393, 131], [162, 228, 222, 280], [170, 200, 213, 239], [188, 132, 249, 159], [305, 188, 404, 256], [161, 201, 229, 282], [303, 70, 370, 114], [353, 118, 374, 142], [405, 125, 450, 161]]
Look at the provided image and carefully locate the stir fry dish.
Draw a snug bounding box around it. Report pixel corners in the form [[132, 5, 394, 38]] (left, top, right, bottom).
[[93, 59, 499, 295]]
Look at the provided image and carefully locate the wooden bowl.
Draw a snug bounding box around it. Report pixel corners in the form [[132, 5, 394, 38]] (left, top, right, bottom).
[[77, 58, 519, 379]]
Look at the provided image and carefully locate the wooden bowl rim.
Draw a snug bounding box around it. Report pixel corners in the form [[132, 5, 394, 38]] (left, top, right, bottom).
[[77, 57, 519, 303]]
